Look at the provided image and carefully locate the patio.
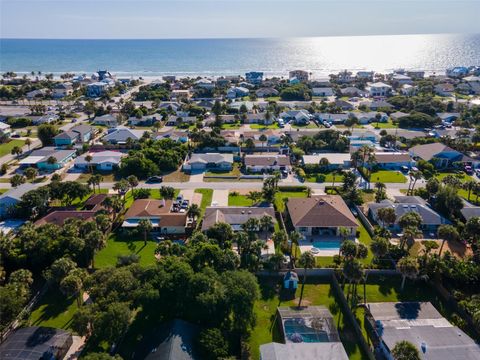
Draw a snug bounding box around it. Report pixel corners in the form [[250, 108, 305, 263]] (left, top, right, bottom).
[[298, 235, 356, 257]]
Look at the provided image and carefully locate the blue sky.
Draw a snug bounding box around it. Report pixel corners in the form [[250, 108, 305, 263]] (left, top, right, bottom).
[[1, 0, 479, 39]]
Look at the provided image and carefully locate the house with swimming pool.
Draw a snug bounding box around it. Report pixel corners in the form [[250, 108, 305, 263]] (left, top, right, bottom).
[[287, 195, 358, 238]]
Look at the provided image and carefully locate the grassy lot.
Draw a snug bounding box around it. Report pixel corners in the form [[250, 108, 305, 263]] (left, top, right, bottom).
[[0, 139, 25, 157], [228, 193, 253, 206], [28, 288, 79, 331], [95, 232, 158, 268], [373, 119, 398, 129], [195, 188, 213, 218], [249, 277, 366, 360], [274, 190, 308, 213], [77, 171, 118, 183], [250, 123, 280, 130], [221, 123, 241, 130], [435, 171, 479, 204], [342, 274, 475, 347], [370, 170, 407, 183], [162, 168, 190, 182], [290, 122, 319, 129], [205, 163, 242, 177], [265, 96, 281, 102], [124, 188, 180, 209], [0, 189, 8, 194], [305, 172, 345, 183]]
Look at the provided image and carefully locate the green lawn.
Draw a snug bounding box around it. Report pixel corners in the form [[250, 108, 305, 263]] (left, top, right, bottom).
[[305, 172, 345, 183], [265, 96, 281, 102], [95, 232, 158, 268], [341, 274, 474, 348], [29, 288, 79, 331], [221, 123, 241, 130], [250, 123, 280, 130], [373, 119, 398, 129], [249, 278, 366, 360], [228, 193, 253, 206], [291, 122, 319, 129], [205, 163, 242, 177], [274, 190, 308, 212], [0, 139, 25, 157], [434, 172, 478, 204], [370, 170, 407, 183], [195, 188, 213, 218], [77, 171, 118, 183]]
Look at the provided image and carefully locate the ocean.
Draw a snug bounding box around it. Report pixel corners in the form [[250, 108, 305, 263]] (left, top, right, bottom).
[[1, 34, 479, 78]]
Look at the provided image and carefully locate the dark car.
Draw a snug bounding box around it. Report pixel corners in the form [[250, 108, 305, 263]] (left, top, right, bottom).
[[146, 176, 163, 183]]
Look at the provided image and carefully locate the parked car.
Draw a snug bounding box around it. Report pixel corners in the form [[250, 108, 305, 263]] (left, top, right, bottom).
[[146, 176, 163, 183]]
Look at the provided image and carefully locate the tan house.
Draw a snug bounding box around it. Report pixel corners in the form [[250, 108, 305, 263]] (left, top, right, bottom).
[[122, 199, 187, 234], [287, 195, 358, 237], [244, 155, 291, 172]]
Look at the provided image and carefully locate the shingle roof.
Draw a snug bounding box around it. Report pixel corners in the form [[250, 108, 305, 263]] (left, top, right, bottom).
[[124, 199, 187, 227], [410, 143, 459, 161], [34, 211, 97, 227], [287, 195, 358, 227], [201, 206, 275, 231], [244, 155, 291, 167], [188, 153, 233, 164], [0, 183, 37, 201]]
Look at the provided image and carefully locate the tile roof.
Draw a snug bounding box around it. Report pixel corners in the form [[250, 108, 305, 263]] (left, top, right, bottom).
[[287, 195, 358, 228], [34, 210, 96, 227]]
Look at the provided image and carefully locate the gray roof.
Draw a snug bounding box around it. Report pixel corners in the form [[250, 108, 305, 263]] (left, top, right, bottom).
[[367, 302, 480, 360], [260, 342, 349, 360], [103, 127, 145, 142], [460, 206, 480, 221], [201, 206, 275, 231], [0, 183, 37, 201], [410, 143, 460, 161], [188, 153, 233, 165], [368, 199, 449, 226]]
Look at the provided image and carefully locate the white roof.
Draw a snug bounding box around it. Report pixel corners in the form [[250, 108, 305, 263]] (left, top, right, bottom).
[[368, 82, 392, 88], [18, 156, 45, 165], [0, 122, 11, 130], [303, 153, 350, 165]]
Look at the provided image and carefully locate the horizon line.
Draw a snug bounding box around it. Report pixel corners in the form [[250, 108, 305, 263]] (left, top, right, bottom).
[[1, 32, 476, 41]]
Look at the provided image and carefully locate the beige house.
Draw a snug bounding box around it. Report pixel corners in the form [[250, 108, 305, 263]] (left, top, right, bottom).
[[287, 195, 358, 237]]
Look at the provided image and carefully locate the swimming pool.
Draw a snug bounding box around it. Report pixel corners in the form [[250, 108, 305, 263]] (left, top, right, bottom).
[[311, 240, 342, 251]]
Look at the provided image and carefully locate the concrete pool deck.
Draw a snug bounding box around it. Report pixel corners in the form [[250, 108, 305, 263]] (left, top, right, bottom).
[[298, 236, 357, 257]]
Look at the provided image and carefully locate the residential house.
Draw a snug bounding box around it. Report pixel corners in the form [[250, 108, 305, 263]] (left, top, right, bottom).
[[280, 110, 312, 124], [201, 206, 276, 232], [400, 84, 417, 96], [244, 154, 291, 172], [409, 142, 474, 168], [241, 130, 281, 145], [349, 130, 379, 142], [86, 82, 110, 98], [446, 66, 469, 78], [336, 70, 355, 83], [171, 89, 191, 100], [18, 147, 76, 170], [350, 140, 375, 153], [194, 78, 215, 90], [333, 99, 354, 111], [365, 302, 480, 360], [226, 86, 249, 99], [0, 122, 12, 137], [302, 154, 351, 169], [434, 83, 455, 96], [340, 87, 367, 97], [103, 126, 146, 144], [260, 343, 348, 360], [35, 210, 97, 227], [52, 83, 73, 98], [372, 152, 412, 170], [368, 196, 449, 233], [406, 70, 425, 79], [366, 100, 393, 111], [75, 150, 126, 171], [391, 73, 413, 85], [287, 195, 358, 237], [312, 87, 334, 97], [154, 130, 189, 143], [127, 115, 160, 126], [196, 100, 215, 110], [0, 183, 37, 218], [122, 199, 187, 234], [350, 111, 388, 124], [366, 82, 392, 97], [256, 87, 279, 98], [245, 71, 264, 85], [289, 70, 309, 83], [315, 113, 349, 125], [93, 114, 118, 128], [32, 114, 58, 125], [26, 88, 49, 100], [356, 71, 374, 81], [54, 125, 93, 146], [183, 153, 233, 172], [390, 111, 410, 122], [437, 112, 460, 123]]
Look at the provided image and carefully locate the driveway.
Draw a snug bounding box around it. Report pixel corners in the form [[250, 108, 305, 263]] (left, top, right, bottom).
[[189, 171, 204, 182], [211, 189, 229, 206]]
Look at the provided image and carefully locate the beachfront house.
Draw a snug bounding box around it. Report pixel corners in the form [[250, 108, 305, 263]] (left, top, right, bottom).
[[312, 87, 334, 97], [287, 195, 358, 237], [52, 83, 73, 98], [366, 82, 392, 97], [245, 72, 264, 85], [289, 70, 309, 83], [226, 86, 250, 99], [87, 82, 110, 98]]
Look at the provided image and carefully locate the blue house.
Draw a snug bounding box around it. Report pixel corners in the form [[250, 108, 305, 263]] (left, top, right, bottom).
[[18, 147, 76, 171], [245, 71, 264, 85], [54, 125, 93, 147], [409, 142, 476, 168]]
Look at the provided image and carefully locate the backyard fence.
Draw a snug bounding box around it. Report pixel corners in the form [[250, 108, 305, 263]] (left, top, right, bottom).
[[354, 204, 375, 237]]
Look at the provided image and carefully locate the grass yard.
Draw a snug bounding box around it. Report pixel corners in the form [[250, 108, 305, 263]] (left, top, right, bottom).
[[77, 171, 118, 183], [373, 119, 398, 129], [221, 123, 241, 130], [205, 163, 242, 177], [162, 168, 190, 182], [249, 277, 367, 360], [265, 96, 281, 102], [370, 170, 407, 183], [290, 122, 319, 129], [305, 172, 345, 183], [274, 190, 308, 213], [195, 188, 213, 218], [94, 232, 158, 268], [435, 172, 479, 204], [29, 288, 79, 331], [228, 193, 253, 206], [0, 139, 25, 157], [249, 123, 280, 130]]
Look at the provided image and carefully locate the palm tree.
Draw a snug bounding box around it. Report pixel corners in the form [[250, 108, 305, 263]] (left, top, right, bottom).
[[289, 231, 302, 266], [259, 134, 267, 148], [11, 146, 23, 159], [138, 219, 153, 245], [297, 251, 315, 308], [397, 256, 419, 290], [370, 236, 389, 261], [85, 154, 93, 173], [260, 215, 274, 236], [10, 174, 26, 188], [187, 204, 201, 221], [437, 224, 459, 256], [342, 259, 364, 304], [463, 180, 477, 201], [25, 138, 31, 151], [391, 340, 421, 360], [407, 170, 422, 195], [127, 175, 139, 199], [377, 207, 396, 228], [247, 190, 262, 205], [306, 187, 313, 198], [24, 167, 38, 181]]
